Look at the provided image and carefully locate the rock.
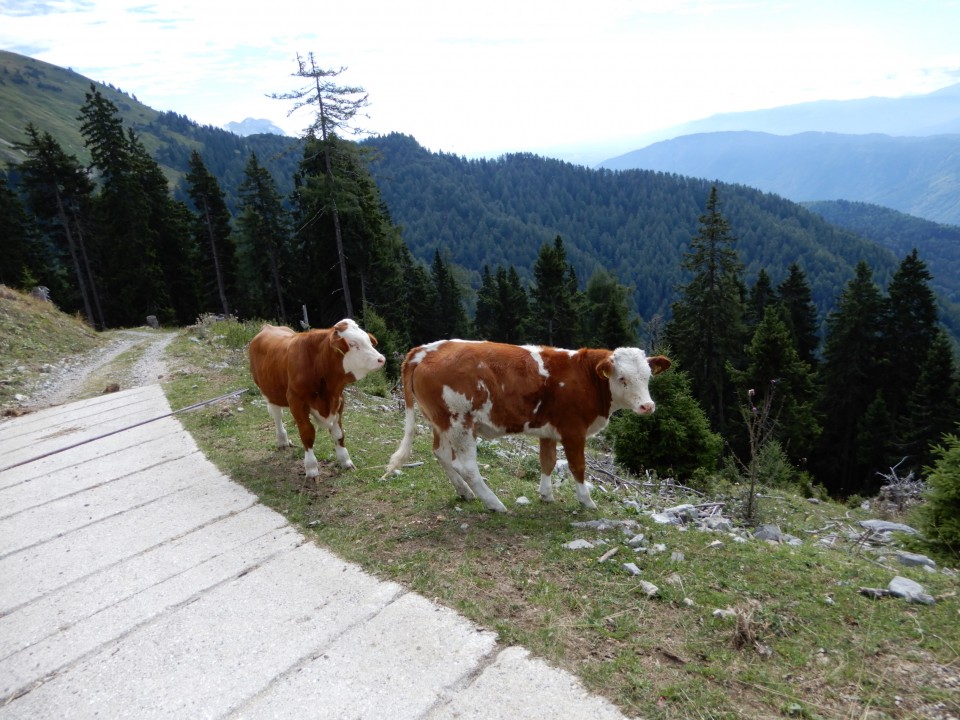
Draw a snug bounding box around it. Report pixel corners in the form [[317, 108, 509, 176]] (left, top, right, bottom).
[[700, 516, 733, 532], [626, 533, 647, 548], [671, 551, 685, 562], [651, 512, 680, 525], [888, 576, 935, 605], [563, 539, 594, 550], [622, 562, 641, 576], [638, 580, 659, 597], [754, 524, 783, 542], [712, 607, 737, 619], [859, 519, 919, 535], [895, 551, 936, 569], [664, 503, 699, 521], [515, 496, 531, 505]]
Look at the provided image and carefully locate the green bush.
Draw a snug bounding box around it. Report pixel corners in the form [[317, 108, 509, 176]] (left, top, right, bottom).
[[913, 430, 960, 563], [608, 369, 722, 480]]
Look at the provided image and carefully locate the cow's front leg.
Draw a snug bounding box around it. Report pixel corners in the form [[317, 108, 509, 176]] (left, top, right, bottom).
[[538, 439, 557, 503], [266, 402, 293, 448], [311, 408, 355, 470], [289, 401, 319, 478], [562, 438, 597, 509]]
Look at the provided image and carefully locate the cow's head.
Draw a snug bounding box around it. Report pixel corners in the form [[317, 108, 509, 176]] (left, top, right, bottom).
[[597, 348, 671, 415], [333, 319, 386, 380]]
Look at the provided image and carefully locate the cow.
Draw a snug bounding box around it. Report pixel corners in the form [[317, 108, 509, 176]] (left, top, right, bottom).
[[382, 340, 671, 512], [248, 319, 385, 478]]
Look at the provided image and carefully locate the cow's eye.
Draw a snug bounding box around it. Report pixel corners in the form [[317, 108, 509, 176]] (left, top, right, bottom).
[[619, 377, 628, 386]]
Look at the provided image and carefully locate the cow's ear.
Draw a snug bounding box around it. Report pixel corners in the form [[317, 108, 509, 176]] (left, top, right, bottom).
[[333, 320, 349, 335], [367, 332, 379, 347], [596, 358, 615, 379], [648, 355, 672, 375]]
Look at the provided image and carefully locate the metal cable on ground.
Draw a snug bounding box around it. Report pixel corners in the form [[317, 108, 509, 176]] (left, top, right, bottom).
[[0, 388, 248, 474]]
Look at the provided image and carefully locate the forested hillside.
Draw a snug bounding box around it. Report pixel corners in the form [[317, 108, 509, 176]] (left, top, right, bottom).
[[0, 50, 300, 212], [363, 132, 901, 325], [599, 130, 960, 226]]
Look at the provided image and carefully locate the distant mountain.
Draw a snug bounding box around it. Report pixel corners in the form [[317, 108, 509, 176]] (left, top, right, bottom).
[[599, 131, 960, 226], [224, 118, 287, 137]]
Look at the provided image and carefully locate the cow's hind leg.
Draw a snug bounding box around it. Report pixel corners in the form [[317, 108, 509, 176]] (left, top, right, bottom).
[[438, 430, 507, 513], [267, 402, 293, 448], [538, 439, 557, 503], [432, 430, 476, 500]]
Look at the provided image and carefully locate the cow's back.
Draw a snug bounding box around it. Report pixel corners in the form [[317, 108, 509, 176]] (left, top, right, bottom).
[[248, 324, 298, 405], [407, 341, 564, 435]]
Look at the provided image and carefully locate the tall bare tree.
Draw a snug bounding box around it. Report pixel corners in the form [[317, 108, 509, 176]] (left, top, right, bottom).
[[271, 53, 368, 318]]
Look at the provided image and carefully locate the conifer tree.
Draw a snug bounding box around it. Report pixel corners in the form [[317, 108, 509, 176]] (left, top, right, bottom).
[[583, 269, 638, 348], [531, 235, 581, 347], [0, 175, 40, 289], [236, 153, 292, 322], [430, 249, 470, 339], [814, 261, 884, 496], [777, 262, 820, 366], [746, 269, 776, 330], [901, 330, 960, 473], [185, 151, 236, 316], [475, 265, 531, 343], [729, 305, 820, 466], [666, 186, 746, 433], [272, 53, 369, 318], [16, 124, 102, 327]]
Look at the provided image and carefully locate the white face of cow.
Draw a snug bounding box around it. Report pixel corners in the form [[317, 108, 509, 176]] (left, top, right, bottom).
[[335, 319, 386, 380], [606, 348, 659, 415]]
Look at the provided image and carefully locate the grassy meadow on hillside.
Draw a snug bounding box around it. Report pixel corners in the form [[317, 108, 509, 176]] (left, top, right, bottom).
[[158, 316, 959, 720]]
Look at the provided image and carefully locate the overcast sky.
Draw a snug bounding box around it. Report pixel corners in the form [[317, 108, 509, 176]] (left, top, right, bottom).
[[3, 0, 959, 161]]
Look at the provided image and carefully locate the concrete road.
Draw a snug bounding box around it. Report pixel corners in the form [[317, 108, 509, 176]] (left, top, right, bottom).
[[0, 385, 633, 719]]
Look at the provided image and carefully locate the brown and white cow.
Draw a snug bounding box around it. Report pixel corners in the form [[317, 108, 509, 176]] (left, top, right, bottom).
[[382, 340, 670, 512], [248, 319, 385, 478]]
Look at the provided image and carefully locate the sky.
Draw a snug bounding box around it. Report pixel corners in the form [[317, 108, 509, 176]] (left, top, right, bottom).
[[2, 0, 959, 163]]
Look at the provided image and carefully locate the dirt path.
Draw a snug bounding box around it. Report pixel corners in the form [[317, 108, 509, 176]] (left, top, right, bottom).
[[23, 329, 178, 410]]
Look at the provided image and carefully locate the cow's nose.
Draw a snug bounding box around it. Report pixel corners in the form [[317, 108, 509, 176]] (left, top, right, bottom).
[[636, 401, 655, 414], [377, 355, 386, 366]]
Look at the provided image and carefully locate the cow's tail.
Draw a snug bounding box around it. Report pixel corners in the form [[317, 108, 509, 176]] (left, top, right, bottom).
[[381, 355, 418, 479]]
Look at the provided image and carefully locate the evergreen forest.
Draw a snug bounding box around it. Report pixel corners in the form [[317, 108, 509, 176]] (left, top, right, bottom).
[[2, 78, 959, 503]]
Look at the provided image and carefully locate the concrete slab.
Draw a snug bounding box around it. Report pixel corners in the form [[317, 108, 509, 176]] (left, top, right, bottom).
[[0, 384, 636, 719]]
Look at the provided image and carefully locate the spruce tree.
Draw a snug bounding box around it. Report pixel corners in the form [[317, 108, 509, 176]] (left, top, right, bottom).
[[531, 235, 581, 347], [814, 261, 884, 496], [901, 330, 960, 473], [584, 269, 638, 348], [0, 175, 40, 289], [728, 305, 820, 466], [777, 262, 820, 366], [272, 54, 369, 318], [185, 151, 236, 316], [430, 249, 469, 339], [16, 124, 102, 327], [665, 186, 746, 433], [236, 153, 292, 322], [746, 269, 776, 330]]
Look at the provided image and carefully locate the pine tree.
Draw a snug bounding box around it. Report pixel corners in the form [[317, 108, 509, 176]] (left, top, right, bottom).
[[271, 54, 369, 318], [16, 124, 102, 327], [665, 186, 746, 433], [583, 269, 638, 348], [901, 330, 960, 473], [746, 269, 776, 330], [729, 305, 820, 466], [777, 262, 820, 366], [236, 153, 292, 322], [430, 249, 470, 338], [814, 261, 885, 496], [185, 151, 236, 316], [78, 87, 172, 326], [531, 235, 581, 347], [881, 249, 939, 423]]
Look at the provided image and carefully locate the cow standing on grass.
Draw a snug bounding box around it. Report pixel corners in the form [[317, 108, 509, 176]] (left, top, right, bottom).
[[248, 319, 385, 478], [382, 340, 670, 512]]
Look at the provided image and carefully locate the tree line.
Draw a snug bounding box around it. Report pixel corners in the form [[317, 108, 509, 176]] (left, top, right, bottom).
[[2, 75, 958, 504]]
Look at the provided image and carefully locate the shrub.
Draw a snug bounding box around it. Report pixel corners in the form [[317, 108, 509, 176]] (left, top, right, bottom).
[[912, 430, 960, 563], [608, 368, 722, 480]]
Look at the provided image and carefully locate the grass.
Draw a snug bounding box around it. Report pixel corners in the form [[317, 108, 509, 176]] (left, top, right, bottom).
[[0, 284, 104, 408], [159, 316, 960, 720]]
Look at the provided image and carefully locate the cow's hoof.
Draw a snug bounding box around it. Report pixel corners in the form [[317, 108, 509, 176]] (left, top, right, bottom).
[[539, 493, 555, 503]]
